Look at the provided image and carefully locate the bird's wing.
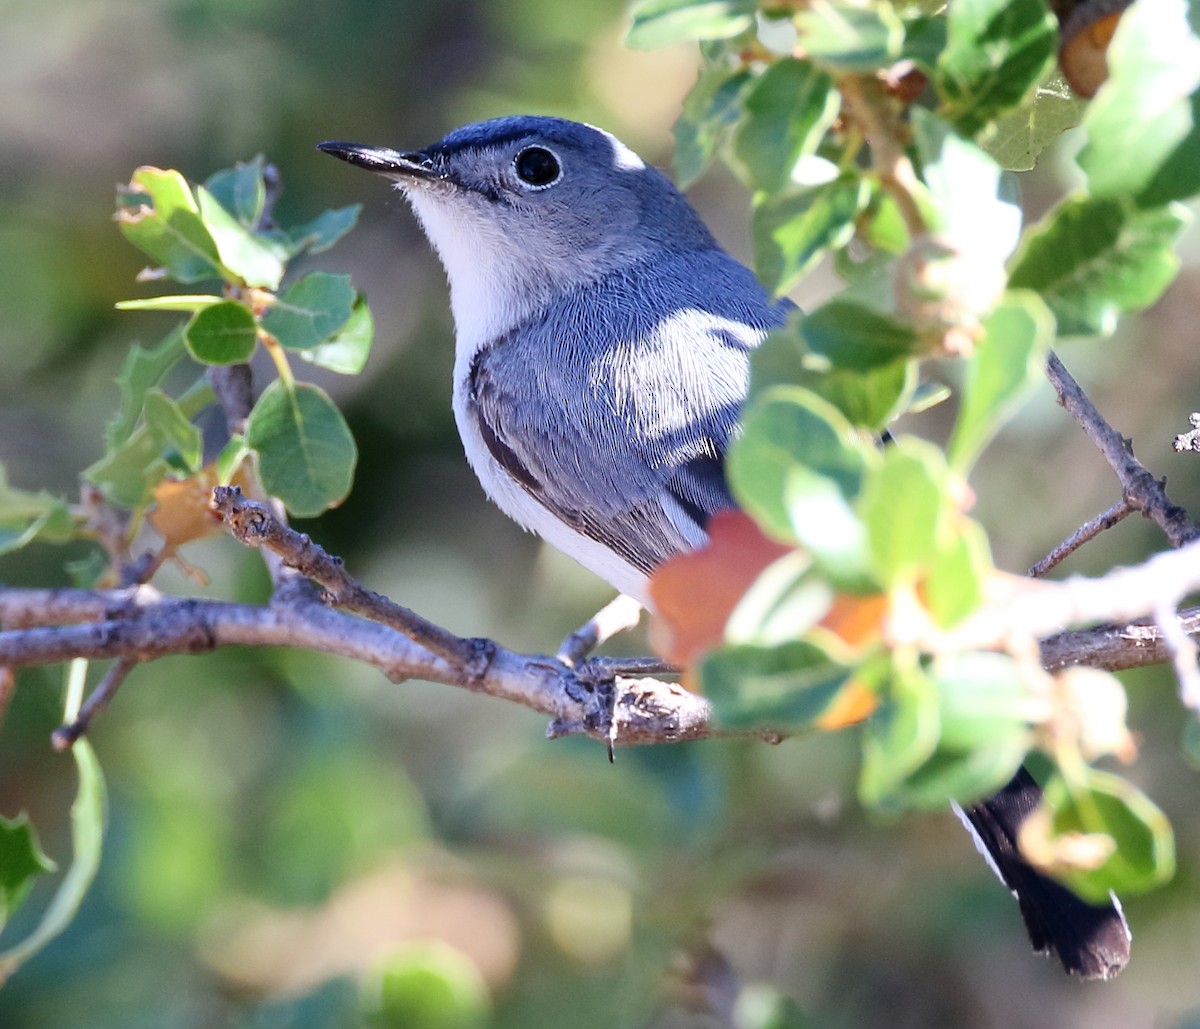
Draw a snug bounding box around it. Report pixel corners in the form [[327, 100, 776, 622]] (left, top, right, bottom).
[[465, 251, 789, 574]]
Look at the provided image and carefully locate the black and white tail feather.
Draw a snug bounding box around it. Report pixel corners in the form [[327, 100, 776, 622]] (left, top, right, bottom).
[[956, 767, 1131, 979]]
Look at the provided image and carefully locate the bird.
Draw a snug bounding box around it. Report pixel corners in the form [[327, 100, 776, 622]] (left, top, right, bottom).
[[317, 115, 1131, 978]]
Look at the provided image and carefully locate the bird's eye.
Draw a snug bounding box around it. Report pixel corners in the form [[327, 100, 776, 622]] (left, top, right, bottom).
[[513, 146, 561, 188]]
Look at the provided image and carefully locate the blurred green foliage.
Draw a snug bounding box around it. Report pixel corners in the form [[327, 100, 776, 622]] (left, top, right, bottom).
[[2, 0, 1200, 1027]]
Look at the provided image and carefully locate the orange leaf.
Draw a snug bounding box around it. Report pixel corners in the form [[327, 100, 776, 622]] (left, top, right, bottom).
[[814, 678, 879, 729], [648, 510, 791, 673]]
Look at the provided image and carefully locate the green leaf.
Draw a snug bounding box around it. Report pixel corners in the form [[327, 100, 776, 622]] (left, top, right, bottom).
[[891, 738, 1028, 809], [947, 291, 1053, 471], [703, 640, 854, 731], [1077, 0, 1200, 206], [295, 294, 374, 375], [363, 941, 488, 1029], [184, 300, 259, 365], [900, 14, 948, 69], [282, 204, 363, 257], [1008, 196, 1188, 336], [733, 59, 840, 194], [116, 167, 224, 283], [85, 430, 170, 508], [807, 359, 915, 432], [246, 381, 357, 517], [748, 313, 918, 432], [626, 0, 755, 49], [673, 64, 754, 188], [87, 383, 213, 508], [195, 186, 285, 290], [0, 814, 57, 933], [1042, 768, 1175, 902], [753, 176, 871, 296], [728, 387, 872, 542], [930, 652, 1036, 752], [859, 664, 941, 808], [923, 519, 992, 628], [979, 76, 1086, 171], [204, 156, 267, 227], [115, 295, 224, 312], [262, 272, 356, 350], [0, 661, 106, 985], [0, 465, 73, 556], [936, 0, 1057, 136], [105, 327, 188, 447], [794, 1, 905, 73], [799, 300, 920, 370], [142, 390, 203, 472], [858, 438, 947, 586]]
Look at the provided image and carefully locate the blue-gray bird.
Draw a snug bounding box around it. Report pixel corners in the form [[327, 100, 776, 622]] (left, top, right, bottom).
[[318, 116, 1130, 978]]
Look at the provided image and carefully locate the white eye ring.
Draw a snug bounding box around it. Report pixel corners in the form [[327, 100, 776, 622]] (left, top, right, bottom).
[[512, 145, 562, 189]]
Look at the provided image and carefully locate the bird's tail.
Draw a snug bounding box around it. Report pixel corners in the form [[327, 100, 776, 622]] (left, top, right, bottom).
[[955, 767, 1132, 979]]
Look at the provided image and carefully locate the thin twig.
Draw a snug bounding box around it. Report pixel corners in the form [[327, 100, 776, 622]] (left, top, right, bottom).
[[1029, 497, 1135, 577], [51, 657, 137, 750], [210, 485, 490, 677], [839, 75, 927, 238], [1046, 351, 1200, 548]]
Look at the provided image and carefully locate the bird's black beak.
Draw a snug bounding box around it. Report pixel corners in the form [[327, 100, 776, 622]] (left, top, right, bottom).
[[316, 141, 441, 181]]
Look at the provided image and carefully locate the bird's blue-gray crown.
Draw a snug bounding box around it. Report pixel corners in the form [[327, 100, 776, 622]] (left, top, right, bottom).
[[318, 117, 720, 304]]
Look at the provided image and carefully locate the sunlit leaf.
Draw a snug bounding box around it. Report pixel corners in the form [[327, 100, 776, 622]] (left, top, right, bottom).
[[859, 438, 947, 586], [795, 1, 905, 73], [937, 0, 1057, 136], [196, 186, 285, 289], [116, 167, 223, 283], [295, 294, 374, 375], [947, 291, 1053, 472], [979, 76, 1086, 171], [1008, 196, 1188, 336], [753, 176, 871, 296], [1077, 0, 1200, 206], [1036, 769, 1175, 902], [728, 387, 872, 542], [626, 0, 755, 49], [733, 59, 840, 193]]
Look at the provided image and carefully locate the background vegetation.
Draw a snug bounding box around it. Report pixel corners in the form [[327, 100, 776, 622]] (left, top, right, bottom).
[[2, 0, 1200, 1026]]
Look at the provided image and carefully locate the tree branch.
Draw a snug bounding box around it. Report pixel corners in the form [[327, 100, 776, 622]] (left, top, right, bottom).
[[1046, 351, 1200, 548], [1029, 497, 1135, 577]]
